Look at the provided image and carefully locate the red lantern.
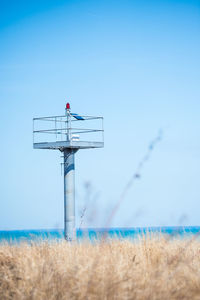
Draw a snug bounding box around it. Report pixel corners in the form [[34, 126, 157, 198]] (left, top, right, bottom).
[[66, 103, 70, 110]]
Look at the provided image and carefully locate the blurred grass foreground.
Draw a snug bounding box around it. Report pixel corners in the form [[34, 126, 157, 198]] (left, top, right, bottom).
[[1, 235, 200, 300]]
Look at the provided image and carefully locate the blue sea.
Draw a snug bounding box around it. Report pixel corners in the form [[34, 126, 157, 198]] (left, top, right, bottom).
[[0, 226, 200, 243]]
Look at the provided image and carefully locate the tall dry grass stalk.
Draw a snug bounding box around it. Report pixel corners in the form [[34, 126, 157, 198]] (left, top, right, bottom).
[[0, 235, 200, 299]]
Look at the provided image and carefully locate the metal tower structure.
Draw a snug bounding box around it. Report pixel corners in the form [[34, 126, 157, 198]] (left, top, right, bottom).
[[33, 103, 104, 241]]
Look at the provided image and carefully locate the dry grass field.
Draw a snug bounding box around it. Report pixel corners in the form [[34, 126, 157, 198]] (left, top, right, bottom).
[[0, 234, 200, 300]]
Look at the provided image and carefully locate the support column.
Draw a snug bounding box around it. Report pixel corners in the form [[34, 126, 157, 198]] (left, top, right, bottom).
[[64, 149, 76, 241]]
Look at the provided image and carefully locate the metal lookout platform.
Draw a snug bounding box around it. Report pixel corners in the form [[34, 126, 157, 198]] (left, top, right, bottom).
[[33, 103, 104, 241]]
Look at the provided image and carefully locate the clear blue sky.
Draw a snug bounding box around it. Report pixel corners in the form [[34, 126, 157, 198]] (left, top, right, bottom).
[[0, 0, 200, 230]]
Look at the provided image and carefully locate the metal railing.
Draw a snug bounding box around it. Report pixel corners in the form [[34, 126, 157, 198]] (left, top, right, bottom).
[[33, 114, 104, 145]]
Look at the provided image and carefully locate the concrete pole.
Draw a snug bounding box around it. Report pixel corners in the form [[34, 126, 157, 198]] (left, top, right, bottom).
[[64, 149, 76, 241]]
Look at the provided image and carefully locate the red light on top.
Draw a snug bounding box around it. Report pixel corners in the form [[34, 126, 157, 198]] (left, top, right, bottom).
[[66, 102, 70, 110]]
